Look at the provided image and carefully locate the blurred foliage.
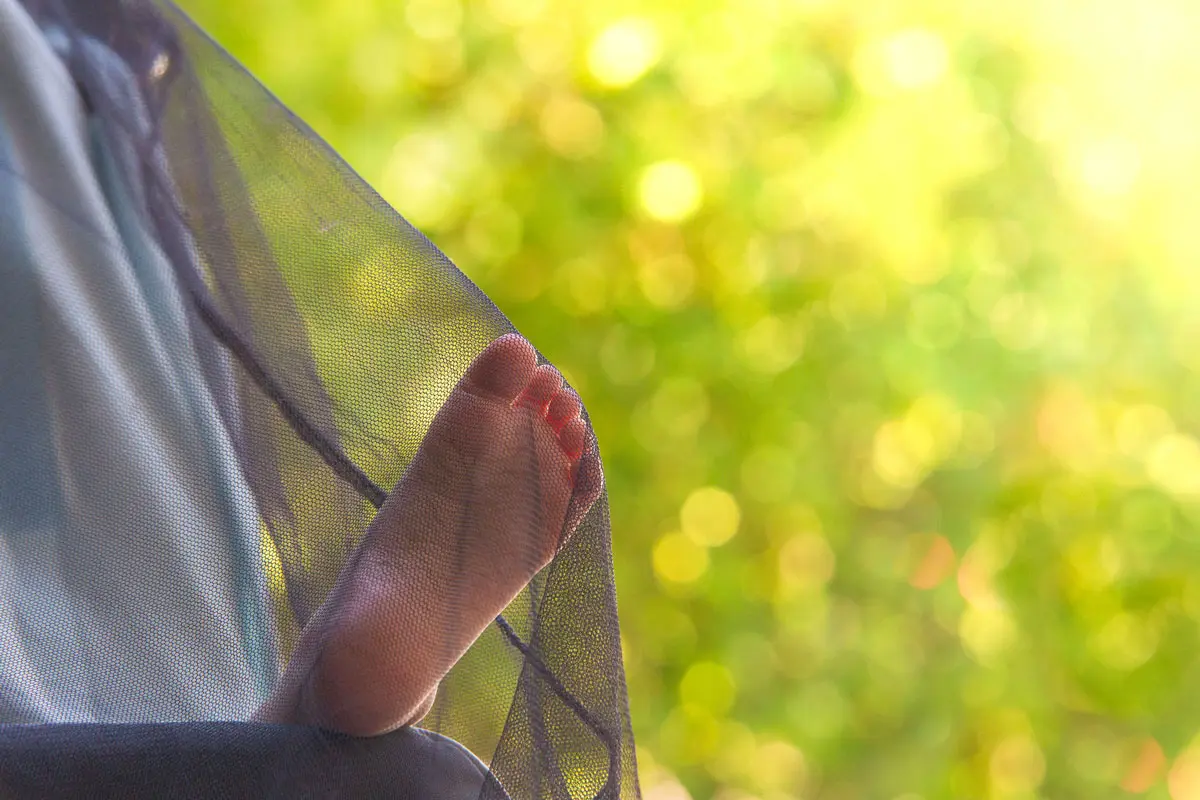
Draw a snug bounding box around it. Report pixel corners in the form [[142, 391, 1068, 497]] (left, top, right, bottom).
[[179, 0, 1200, 797]]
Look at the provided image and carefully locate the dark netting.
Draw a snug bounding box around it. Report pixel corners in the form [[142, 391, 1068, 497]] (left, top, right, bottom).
[[0, 0, 638, 796]]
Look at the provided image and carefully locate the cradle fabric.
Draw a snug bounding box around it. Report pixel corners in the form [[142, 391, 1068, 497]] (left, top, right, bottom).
[[0, 721, 500, 798]]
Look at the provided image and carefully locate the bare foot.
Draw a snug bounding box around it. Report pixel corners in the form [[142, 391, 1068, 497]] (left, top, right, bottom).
[[254, 334, 603, 736]]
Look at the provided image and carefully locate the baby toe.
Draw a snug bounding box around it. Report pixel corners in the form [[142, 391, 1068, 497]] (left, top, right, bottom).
[[461, 333, 538, 402], [546, 388, 582, 431], [516, 365, 563, 412], [564, 448, 604, 536], [558, 417, 587, 460]]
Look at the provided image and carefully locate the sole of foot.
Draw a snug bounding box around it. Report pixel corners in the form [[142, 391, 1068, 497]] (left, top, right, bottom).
[[255, 333, 603, 737]]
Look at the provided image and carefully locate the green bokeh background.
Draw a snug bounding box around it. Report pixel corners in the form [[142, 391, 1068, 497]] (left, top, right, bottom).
[[178, 0, 1200, 797]]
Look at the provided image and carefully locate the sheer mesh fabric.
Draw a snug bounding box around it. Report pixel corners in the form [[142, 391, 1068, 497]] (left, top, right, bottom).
[[0, 0, 638, 796]]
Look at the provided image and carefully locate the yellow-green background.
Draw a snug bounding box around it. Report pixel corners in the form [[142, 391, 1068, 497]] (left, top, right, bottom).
[[178, 0, 1200, 797]]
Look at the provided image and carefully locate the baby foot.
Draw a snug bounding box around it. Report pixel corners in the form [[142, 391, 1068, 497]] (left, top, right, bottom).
[[255, 334, 603, 736]]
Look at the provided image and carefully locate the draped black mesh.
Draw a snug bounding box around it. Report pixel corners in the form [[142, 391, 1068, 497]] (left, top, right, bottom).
[[0, 0, 638, 796]]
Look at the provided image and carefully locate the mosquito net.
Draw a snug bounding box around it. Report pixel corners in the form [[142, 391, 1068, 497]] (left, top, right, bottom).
[[0, 0, 638, 796]]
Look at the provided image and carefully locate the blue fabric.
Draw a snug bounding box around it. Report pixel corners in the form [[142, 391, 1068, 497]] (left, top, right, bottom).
[[0, 0, 276, 723]]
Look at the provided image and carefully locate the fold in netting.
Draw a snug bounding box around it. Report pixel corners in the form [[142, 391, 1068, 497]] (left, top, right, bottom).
[[0, 0, 639, 797]]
